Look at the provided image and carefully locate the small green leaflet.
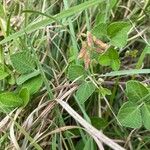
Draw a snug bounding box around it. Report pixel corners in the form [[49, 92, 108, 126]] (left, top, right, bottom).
[[0, 92, 23, 112], [0, 65, 9, 80], [67, 64, 86, 82], [117, 101, 142, 128], [126, 80, 149, 103], [11, 51, 36, 74], [92, 23, 107, 39], [19, 88, 30, 107], [21, 75, 43, 95], [99, 47, 120, 71], [91, 117, 108, 130], [99, 87, 112, 97], [76, 82, 96, 104], [107, 21, 131, 48], [92, 6, 107, 40]]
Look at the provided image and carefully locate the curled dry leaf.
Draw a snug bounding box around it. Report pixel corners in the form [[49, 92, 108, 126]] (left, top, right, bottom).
[[87, 31, 93, 47], [78, 42, 87, 59], [78, 42, 91, 69], [93, 36, 109, 51], [84, 52, 91, 69], [78, 32, 109, 69]]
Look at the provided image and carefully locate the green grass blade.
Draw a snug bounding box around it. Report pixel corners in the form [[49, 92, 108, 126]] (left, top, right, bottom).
[[63, 0, 79, 63], [0, 0, 104, 44], [100, 69, 150, 77]]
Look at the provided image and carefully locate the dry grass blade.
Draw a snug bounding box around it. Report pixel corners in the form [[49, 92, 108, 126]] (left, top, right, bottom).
[[10, 108, 22, 150], [55, 87, 125, 150], [0, 110, 15, 133]]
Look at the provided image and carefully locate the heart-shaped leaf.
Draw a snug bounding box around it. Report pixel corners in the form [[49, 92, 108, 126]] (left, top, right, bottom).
[[107, 21, 131, 48], [117, 101, 142, 128], [126, 80, 149, 103]]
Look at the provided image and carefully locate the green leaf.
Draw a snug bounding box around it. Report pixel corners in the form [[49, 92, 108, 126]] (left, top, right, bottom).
[[21, 75, 43, 95], [91, 117, 108, 130], [76, 82, 96, 104], [67, 64, 86, 81], [10, 51, 35, 74], [107, 21, 131, 48], [0, 0, 104, 45], [141, 104, 150, 130], [16, 70, 40, 85], [92, 23, 107, 39], [95, 11, 106, 25], [19, 88, 30, 107], [117, 101, 142, 128], [0, 92, 23, 112], [0, 65, 9, 80], [126, 80, 149, 103], [99, 47, 120, 71], [99, 87, 112, 96]]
